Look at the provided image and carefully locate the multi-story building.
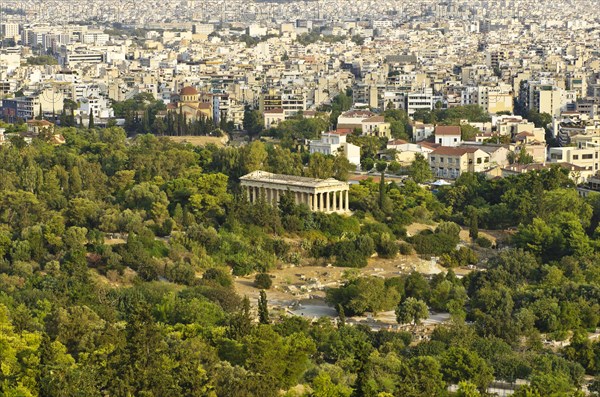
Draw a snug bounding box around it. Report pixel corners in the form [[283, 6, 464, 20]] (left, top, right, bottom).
[[337, 110, 376, 130], [520, 81, 566, 117], [429, 146, 491, 179], [309, 131, 361, 166], [548, 139, 600, 179], [361, 115, 391, 138], [413, 123, 435, 142], [263, 108, 286, 129], [406, 88, 437, 117], [79, 95, 114, 119], [260, 88, 306, 118], [1, 23, 20, 40]]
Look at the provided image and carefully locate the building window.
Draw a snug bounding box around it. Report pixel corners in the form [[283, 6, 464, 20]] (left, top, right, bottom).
[[477, 158, 482, 164]]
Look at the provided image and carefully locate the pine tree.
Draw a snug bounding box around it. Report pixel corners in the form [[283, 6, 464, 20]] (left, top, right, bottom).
[[228, 295, 252, 339], [59, 109, 67, 126], [258, 290, 269, 324], [469, 210, 479, 240], [337, 304, 346, 327]]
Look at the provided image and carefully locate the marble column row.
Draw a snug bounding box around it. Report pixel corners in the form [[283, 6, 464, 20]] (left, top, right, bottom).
[[245, 185, 350, 212], [312, 190, 350, 212], [247, 186, 283, 205]]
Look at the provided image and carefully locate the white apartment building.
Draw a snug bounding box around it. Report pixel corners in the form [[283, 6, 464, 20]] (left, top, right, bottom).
[[521, 81, 568, 117], [413, 123, 435, 142], [309, 132, 361, 166], [406, 88, 438, 117], [62, 50, 106, 67], [461, 84, 513, 114], [81, 31, 109, 45], [79, 96, 114, 119], [373, 20, 393, 29], [1, 23, 19, 39], [548, 140, 600, 180]]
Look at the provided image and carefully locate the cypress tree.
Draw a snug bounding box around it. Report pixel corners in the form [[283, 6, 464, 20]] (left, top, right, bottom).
[[258, 290, 269, 324]]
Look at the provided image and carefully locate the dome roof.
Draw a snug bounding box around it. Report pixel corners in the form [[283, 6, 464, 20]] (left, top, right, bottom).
[[180, 86, 198, 96]]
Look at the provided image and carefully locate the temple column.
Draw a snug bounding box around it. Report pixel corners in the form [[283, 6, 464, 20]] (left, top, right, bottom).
[[274, 189, 280, 204], [245, 186, 251, 202], [332, 191, 337, 212], [345, 190, 349, 211], [311, 193, 316, 210], [344, 190, 350, 212], [325, 191, 330, 212], [317, 192, 322, 211]]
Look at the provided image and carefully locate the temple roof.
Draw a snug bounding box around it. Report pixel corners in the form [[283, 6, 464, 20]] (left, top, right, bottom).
[[240, 170, 348, 189]]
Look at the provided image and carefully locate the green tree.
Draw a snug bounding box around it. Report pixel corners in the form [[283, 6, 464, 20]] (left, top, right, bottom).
[[396, 297, 429, 326], [258, 290, 269, 324], [440, 347, 494, 391], [409, 154, 433, 183], [243, 107, 263, 140], [254, 273, 273, 289]]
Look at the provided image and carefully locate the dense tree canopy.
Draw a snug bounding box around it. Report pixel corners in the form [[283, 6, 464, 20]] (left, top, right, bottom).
[[0, 121, 598, 396]]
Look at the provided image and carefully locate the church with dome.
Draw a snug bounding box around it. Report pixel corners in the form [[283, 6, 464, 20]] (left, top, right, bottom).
[[170, 86, 213, 122]]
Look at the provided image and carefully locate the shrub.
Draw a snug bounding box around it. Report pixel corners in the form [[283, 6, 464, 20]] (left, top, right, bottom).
[[376, 238, 399, 259], [254, 272, 273, 289], [165, 262, 196, 285], [398, 242, 414, 255], [410, 232, 458, 256], [202, 267, 233, 287], [476, 236, 493, 248], [331, 239, 369, 268]]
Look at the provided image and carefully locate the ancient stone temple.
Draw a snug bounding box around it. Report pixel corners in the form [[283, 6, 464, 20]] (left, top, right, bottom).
[[240, 170, 350, 213]]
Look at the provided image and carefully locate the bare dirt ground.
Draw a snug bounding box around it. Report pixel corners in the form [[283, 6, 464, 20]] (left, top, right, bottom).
[[167, 135, 229, 147], [234, 224, 510, 321], [406, 222, 500, 244], [233, 252, 446, 305]]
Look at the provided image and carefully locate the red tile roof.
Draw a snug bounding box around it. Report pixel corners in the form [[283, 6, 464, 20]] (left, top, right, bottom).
[[435, 125, 461, 136], [431, 146, 479, 156]]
